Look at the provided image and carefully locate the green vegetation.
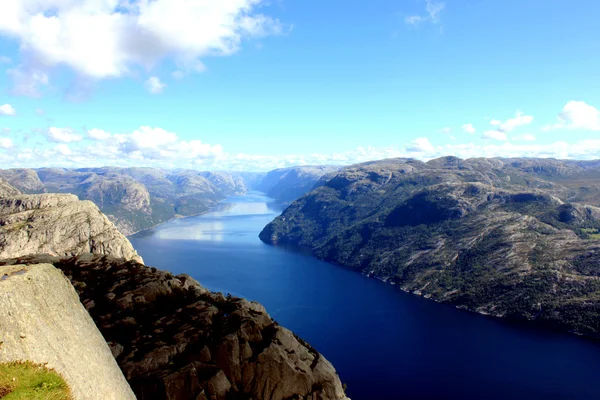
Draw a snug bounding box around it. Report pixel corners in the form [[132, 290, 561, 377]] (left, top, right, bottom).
[[581, 228, 600, 240], [0, 362, 71, 400]]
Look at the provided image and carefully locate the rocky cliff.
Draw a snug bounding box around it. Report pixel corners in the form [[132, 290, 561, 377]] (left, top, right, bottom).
[[0, 178, 20, 197], [0, 254, 349, 400], [0, 263, 135, 400], [0, 193, 142, 262], [0, 168, 257, 235], [261, 157, 600, 337]]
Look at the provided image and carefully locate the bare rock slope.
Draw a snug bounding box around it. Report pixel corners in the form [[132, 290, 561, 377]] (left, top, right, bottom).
[[0, 193, 142, 262], [1, 254, 349, 400], [0, 263, 135, 400]]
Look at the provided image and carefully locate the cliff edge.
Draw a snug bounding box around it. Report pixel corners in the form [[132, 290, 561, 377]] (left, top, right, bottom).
[[0, 193, 142, 263], [1, 254, 349, 400], [0, 263, 135, 400]]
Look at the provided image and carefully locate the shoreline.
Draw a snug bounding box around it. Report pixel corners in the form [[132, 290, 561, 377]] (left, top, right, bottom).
[[259, 240, 600, 343], [124, 190, 273, 237]]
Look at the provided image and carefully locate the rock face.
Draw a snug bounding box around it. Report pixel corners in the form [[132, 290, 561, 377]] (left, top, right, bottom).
[[0, 168, 44, 193], [261, 157, 600, 337], [258, 166, 340, 204], [0, 263, 135, 400], [0, 178, 20, 197], [0, 193, 142, 262], [0, 254, 349, 400]]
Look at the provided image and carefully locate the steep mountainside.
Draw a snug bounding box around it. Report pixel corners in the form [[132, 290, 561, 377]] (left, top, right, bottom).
[[0, 178, 20, 197], [0, 168, 252, 235], [0, 254, 348, 400], [0, 193, 142, 262], [258, 166, 340, 204], [261, 157, 600, 337], [0, 168, 44, 192]]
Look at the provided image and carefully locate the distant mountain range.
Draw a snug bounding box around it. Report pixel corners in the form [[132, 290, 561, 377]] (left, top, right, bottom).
[[0, 165, 338, 235], [260, 157, 600, 337]]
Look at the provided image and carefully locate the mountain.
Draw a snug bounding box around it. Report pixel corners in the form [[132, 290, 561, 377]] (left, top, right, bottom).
[[0, 165, 337, 235], [0, 168, 256, 235], [257, 166, 340, 204], [260, 157, 600, 337], [0, 177, 20, 197], [0, 185, 347, 400]]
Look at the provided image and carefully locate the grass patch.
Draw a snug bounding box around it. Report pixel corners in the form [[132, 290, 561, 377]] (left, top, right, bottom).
[[581, 228, 600, 239], [0, 362, 71, 400]]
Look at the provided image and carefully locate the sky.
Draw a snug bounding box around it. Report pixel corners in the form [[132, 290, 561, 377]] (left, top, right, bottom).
[[0, 0, 599, 171]]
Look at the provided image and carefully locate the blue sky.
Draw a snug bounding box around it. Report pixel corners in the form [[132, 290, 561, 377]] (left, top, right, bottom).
[[0, 0, 599, 170]]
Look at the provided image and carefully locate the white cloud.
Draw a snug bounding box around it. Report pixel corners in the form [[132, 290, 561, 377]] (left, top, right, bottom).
[[1, 128, 10, 134], [544, 101, 600, 131], [405, 0, 445, 26], [0, 0, 284, 94], [513, 133, 536, 141], [482, 111, 532, 142], [461, 123, 476, 134], [7, 67, 49, 97], [439, 127, 451, 134], [481, 130, 508, 141], [145, 76, 167, 94], [491, 111, 534, 133], [0, 56, 11, 64], [47, 127, 83, 143], [54, 144, 72, 156], [88, 128, 112, 141], [6, 132, 600, 171], [35, 108, 45, 116], [0, 104, 16, 116], [406, 137, 435, 153], [0, 137, 13, 148]]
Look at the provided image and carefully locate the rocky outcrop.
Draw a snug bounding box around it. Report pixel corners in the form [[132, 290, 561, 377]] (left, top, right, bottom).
[[0, 254, 349, 400], [261, 157, 600, 337], [0, 194, 142, 262], [0, 263, 135, 400], [0, 178, 20, 197]]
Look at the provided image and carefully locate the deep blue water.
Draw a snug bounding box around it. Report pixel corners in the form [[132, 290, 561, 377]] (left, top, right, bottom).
[[130, 192, 600, 400]]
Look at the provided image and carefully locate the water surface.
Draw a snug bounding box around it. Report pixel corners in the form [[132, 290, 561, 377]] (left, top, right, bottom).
[[130, 192, 600, 400]]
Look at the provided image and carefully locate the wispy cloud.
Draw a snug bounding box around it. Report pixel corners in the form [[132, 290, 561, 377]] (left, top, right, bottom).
[[405, 0, 445, 26], [46, 127, 83, 143], [481, 111, 533, 141], [145, 77, 167, 95], [462, 124, 476, 134]]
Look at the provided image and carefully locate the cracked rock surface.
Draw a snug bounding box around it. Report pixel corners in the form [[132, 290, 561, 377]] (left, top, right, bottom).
[[0, 193, 142, 262]]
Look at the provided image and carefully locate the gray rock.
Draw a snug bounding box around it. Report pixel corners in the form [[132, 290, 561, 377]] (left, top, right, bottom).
[[0, 263, 135, 400], [0, 193, 142, 262]]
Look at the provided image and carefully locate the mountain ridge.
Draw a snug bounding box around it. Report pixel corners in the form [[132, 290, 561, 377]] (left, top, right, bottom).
[[260, 156, 600, 337]]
